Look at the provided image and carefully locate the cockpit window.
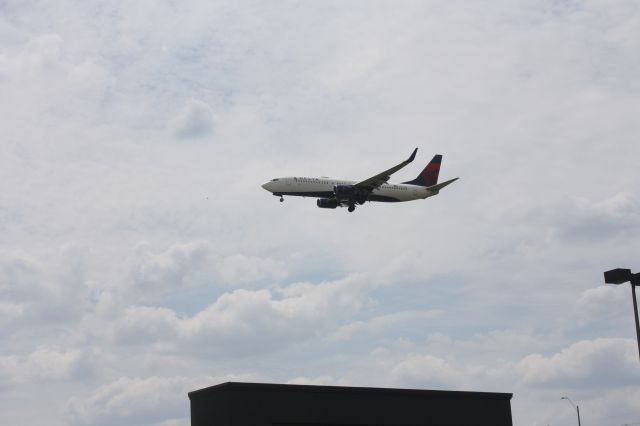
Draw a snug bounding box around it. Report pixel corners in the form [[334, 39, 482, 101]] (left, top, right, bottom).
[[271, 179, 279, 182]]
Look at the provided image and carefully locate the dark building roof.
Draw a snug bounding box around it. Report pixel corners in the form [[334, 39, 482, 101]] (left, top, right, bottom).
[[189, 382, 513, 426]]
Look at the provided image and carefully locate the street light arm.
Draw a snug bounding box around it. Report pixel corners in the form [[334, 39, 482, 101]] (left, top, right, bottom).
[[561, 397, 581, 426]]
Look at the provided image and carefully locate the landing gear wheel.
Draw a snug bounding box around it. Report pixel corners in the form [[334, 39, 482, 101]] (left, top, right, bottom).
[[348, 204, 355, 213], [280, 197, 284, 202]]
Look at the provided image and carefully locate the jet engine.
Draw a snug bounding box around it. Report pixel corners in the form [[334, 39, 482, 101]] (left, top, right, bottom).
[[317, 198, 339, 209]]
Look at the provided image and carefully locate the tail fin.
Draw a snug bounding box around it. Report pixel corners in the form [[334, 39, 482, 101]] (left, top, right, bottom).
[[402, 154, 442, 187]]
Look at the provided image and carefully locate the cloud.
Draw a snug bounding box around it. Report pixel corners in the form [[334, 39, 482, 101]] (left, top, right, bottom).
[[65, 375, 256, 426], [0, 32, 110, 129], [110, 273, 370, 357], [327, 310, 441, 342], [127, 241, 211, 293], [0, 249, 90, 331], [173, 99, 214, 140], [112, 306, 181, 346], [0, 347, 94, 386], [552, 192, 640, 243], [0, 253, 40, 302], [576, 285, 631, 321], [588, 386, 640, 426], [387, 354, 467, 389], [373, 336, 518, 391], [1, 1, 640, 425], [517, 338, 640, 388], [286, 375, 335, 386], [420, 330, 546, 364], [125, 242, 286, 295], [344, 336, 640, 424], [216, 253, 287, 285]]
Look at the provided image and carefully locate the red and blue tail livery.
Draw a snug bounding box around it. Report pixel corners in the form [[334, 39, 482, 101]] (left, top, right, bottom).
[[261, 148, 458, 213], [402, 154, 442, 187]]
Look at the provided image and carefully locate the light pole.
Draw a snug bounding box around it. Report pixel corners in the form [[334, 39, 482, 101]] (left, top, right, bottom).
[[603, 268, 640, 361], [561, 397, 581, 426]]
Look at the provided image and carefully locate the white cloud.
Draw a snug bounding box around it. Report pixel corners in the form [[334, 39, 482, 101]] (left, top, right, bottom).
[[343, 336, 640, 424], [327, 310, 441, 342], [420, 330, 547, 364], [0, 347, 94, 385], [0, 32, 110, 129], [0, 253, 40, 302], [0, 301, 25, 322], [65, 374, 263, 426], [65, 375, 217, 426], [552, 192, 640, 243], [112, 306, 180, 346], [0, 249, 90, 330], [286, 375, 335, 386], [517, 338, 640, 388], [155, 419, 190, 426], [387, 354, 467, 389], [121, 241, 290, 301], [576, 284, 631, 321], [110, 272, 370, 356], [1, 1, 640, 425], [127, 241, 211, 292], [216, 253, 287, 285], [173, 99, 215, 140], [588, 386, 640, 426]]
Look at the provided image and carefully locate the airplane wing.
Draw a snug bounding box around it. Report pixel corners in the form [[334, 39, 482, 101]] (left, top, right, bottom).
[[353, 148, 417, 191]]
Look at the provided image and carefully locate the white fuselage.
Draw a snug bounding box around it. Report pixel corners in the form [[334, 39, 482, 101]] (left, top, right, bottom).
[[261, 177, 434, 203]]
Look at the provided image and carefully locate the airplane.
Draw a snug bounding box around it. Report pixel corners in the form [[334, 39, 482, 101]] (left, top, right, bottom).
[[261, 148, 458, 212]]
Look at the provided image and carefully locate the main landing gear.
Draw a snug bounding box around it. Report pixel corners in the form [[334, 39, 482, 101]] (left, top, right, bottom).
[[347, 204, 356, 213]]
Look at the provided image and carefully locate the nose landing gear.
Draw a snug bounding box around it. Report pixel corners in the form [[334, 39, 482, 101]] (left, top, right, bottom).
[[347, 204, 355, 213], [280, 196, 284, 202]]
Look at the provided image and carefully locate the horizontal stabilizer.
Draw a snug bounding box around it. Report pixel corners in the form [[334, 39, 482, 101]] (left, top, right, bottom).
[[426, 177, 459, 193]]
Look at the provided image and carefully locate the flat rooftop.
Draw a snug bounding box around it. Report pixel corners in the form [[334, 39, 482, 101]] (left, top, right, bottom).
[[189, 382, 513, 426]]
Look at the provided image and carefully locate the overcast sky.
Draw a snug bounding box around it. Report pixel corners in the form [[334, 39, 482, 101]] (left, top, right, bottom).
[[1, 1, 640, 425]]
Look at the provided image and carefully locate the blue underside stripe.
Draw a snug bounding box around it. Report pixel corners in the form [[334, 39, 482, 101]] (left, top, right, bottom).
[[274, 191, 403, 203]]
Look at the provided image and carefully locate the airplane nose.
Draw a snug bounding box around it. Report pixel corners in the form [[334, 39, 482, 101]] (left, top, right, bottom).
[[261, 182, 272, 191]]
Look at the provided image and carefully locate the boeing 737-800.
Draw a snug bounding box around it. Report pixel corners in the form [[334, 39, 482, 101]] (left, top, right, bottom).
[[261, 148, 458, 212]]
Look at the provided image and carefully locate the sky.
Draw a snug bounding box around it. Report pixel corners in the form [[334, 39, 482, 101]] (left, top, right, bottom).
[[1, 0, 640, 425]]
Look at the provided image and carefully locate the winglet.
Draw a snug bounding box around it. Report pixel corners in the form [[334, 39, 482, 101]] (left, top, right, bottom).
[[408, 148, 418, 163], [353, 147, 420, 190]]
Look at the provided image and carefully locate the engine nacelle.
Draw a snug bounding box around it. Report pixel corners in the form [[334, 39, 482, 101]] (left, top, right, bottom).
[[317, 198, 338, 209]]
